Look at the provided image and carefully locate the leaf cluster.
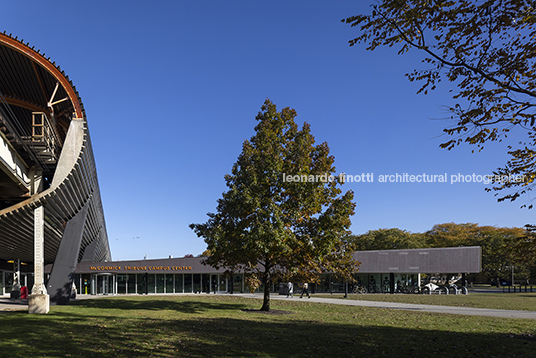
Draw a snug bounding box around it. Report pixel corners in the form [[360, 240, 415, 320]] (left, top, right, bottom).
[[344, 0, 536, 205]]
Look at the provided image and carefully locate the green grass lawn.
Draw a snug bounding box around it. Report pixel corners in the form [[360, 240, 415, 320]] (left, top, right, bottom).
[[315, 292, 536, 311], [0, 295, 535, 357]]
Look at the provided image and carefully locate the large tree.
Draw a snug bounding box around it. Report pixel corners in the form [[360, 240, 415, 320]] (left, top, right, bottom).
[[343, 1, 536, 206], [190, 99, 357, 311]]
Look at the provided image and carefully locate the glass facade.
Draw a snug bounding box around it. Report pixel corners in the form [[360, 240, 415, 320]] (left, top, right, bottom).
[[56, 272, 234, 296], [232, 274, 243, 293], [175, 274, 184, 293], [156, 274, 165, 294], [184, 274, 193, 293], [117, 274, 127, 294], [137, 273, 145, 294], [166, 274, 174, 293], [4, 272, 13, 293], [0, 270, 426, 297], [127, 275, 136, 294], [192, 274, 201, 293], [0, 269, 423, 297], [202, 274, 210, 293], [219, 275, 227, 292], [147, 274, 156, 294]]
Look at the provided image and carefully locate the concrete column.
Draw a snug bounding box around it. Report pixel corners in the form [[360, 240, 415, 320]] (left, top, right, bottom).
[[29, 205, 49, 314], [29, 167, 43, 195], [10, 259, 21, 299], [389, 272, 395, 294]]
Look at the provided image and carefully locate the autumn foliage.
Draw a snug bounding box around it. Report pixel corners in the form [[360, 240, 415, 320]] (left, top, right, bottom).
[[190, 100, 357, 310]]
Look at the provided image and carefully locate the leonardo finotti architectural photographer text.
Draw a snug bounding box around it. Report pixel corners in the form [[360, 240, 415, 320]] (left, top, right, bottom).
[[282, 173, 527, 185]]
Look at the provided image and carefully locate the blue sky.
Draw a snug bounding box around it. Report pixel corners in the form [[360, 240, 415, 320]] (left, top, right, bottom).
[[3, 1, 534, 261]]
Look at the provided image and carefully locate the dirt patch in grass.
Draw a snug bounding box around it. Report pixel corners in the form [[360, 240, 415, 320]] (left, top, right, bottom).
[[241, 308, 293, 315]]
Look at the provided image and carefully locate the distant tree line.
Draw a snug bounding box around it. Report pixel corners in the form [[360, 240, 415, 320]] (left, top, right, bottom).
[[346, 223, 536, 285]]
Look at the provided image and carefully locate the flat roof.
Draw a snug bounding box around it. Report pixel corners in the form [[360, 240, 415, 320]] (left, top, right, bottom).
[[74, 246, 482, 275]]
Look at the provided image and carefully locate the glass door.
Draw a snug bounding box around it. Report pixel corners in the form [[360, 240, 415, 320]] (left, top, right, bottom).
[[210, 274, 218, 293], [211, 274, 227, 293], [96, 274, 114, 295], [218, 275, 227, 293]]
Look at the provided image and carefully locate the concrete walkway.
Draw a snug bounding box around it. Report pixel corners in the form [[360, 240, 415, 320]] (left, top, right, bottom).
[[0, 294, 100, 312], [0, 297, 29, 312], [233, 293, 536, 320], [2, 293, 535, 319]]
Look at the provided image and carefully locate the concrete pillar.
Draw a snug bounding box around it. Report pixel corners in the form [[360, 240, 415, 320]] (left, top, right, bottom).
[[29, 205, 49, 314], [9, 259, 21, 299], [389, 272, 395, 294], [29, 167, 43, 195]]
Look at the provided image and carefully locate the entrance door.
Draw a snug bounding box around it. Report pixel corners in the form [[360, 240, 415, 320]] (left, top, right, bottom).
[[96, 274, 114, 295], [211, 274, 227, 293], [210, 274, 218, 293]]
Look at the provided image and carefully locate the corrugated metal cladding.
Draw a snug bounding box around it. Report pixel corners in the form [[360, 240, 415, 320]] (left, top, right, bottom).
[[75, 246, 482, 275], [353, 246, 481, 273]]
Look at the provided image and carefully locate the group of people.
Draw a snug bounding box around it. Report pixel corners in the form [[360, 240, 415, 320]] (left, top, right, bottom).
[[286, 282, 310, 298]]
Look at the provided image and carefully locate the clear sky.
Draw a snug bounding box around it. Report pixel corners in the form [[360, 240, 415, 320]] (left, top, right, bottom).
[[3, 1, 534, 261]]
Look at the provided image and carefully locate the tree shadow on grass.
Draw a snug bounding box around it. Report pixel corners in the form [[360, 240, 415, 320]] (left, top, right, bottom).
[[69, 295, 250, 314], [0, 307, 535, 357]]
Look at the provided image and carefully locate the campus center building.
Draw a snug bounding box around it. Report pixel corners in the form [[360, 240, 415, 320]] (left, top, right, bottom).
[[0, 33, 110, 311], [72, 246, 481, 296]]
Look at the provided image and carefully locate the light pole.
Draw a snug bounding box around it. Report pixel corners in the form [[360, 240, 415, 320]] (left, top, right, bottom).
[[511, 265, 515, 287]]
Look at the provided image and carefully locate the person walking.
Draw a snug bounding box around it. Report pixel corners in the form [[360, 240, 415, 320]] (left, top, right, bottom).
[[300, 282, 310, 298], [286, 282, 293, 298]]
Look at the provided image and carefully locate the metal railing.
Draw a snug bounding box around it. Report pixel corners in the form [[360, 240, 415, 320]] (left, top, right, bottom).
[[31, 111, 61, 164], [502, 285, 534, 293]]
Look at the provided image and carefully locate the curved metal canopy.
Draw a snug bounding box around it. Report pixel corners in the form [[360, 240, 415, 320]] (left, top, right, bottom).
[[0, 32, 110, 264]]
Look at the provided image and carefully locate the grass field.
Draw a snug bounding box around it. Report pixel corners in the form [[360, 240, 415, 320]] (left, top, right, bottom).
[[315, 291, 536, 311], [0, 295, 535, 357]]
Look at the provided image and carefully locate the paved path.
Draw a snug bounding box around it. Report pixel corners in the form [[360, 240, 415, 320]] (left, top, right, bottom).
[[0, 297, 28, 312], [233, 293, 536, 320], [0, 294, 100, 312], [2, 293, 535, 319]]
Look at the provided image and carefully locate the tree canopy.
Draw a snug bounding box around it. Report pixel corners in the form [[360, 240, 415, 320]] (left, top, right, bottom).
[[349, 223, 534, 283], [343, 0, 536, 207], [424, 223, 528, 282], [190, 99, 357, 311], [347, 228, 427, 251]]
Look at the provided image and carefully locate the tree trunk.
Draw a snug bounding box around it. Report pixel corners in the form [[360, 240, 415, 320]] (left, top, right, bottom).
[[260, 270, 270, 311]]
